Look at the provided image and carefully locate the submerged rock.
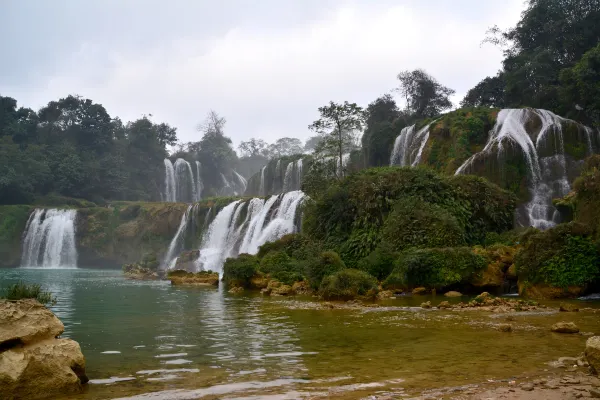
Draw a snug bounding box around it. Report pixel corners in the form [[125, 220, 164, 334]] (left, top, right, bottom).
[[228, 286, 244, 294], [420, 301, 432, 309], [560, 303, 580, 312], [412, 287, 427, 295], [586, 336, 600, 374], [498, 324, 513, 332], [168, 270, 219, 286], [551, 322, 580, 334], [437, 301, 451, 309], [122, 264, 158, 280], [271, 285, 293, 296], [0, 300, 88, 400], [444, 291, 463, 297]]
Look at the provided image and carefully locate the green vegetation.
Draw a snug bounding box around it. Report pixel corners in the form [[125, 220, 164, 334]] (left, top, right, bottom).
[[1, 282, 56, 305], [305, 251, 347, 290], [319, 269, 378, 301], [515, 223, 599, 288], [222, 254, 260, 288], [384, 248, 488, 290], [259, 251, 302, 285], [0, 205, 33, 267]]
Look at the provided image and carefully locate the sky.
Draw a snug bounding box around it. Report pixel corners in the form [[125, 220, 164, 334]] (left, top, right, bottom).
[[0, 0, 524, 148]]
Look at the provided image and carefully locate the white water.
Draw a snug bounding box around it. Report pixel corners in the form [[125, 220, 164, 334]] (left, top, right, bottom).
[[455, 108, 595, 229], [282, 159, 304, 193], [233, 170, 248, 194], [282, 162, 294, 192], [389, 122, 435, 166], [21, 209, 78, 268], [163, 205, 193, 270], [164, 158, 200, 202], [195, 191, 306, 275], [259, 166, 266, 196]]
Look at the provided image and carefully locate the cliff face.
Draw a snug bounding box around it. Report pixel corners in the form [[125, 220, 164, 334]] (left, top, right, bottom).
[[0, 205, 33, 267]]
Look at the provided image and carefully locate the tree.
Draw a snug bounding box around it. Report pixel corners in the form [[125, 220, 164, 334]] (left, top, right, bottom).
[[309, 101, 364, 178], [361, 95, 402, 167], [396, 69, 455, 119], [461, 74, 506, 108], [197, 111, 237, 191], [238, 138, 268, 157], [267, 137, 304, 158], [304, 136, 322, 153]]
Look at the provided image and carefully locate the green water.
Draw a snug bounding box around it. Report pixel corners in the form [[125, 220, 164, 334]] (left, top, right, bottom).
[[1, 268, 599, 399]]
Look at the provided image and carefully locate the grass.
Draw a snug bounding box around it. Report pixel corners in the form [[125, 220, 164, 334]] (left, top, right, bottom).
[[1, 282, 56, 305]]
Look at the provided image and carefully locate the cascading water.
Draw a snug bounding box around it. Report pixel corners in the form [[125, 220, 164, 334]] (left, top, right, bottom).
[[455, 108, 596, 229], [195, 161, 203, 201], [296, 159, 303, 189], [195, 191, 306, 275], [282, 162, 294, 192], [164, 159, 176, 202], [259, 166, 266, 196], [163, 205, 193, 269], [390, 122, 435, 166], [21, 209, 78, 268], [233, 170, 248, 194]]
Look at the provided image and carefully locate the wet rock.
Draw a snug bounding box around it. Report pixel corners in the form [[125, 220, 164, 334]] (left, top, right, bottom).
[[271, 285, 293, 296], [586, 336, 600, 374], [444, 291, 463, 297], [168, 270, 219, 286], [228, 286, 244, 294], [506, 264, 517, 280], [291, 281, 310, 295], [498, 324, 512, 332], [560, 303, 580, 312], [519, 282, 585, 299], [520, 383, 534, 391], [250, 275, 269, 290], [122, 264, 159, 280], [551, 322, 580, 334], [421, 301, 432, 309], [412, 287, 427, 295], [437, 301, 451, 309], [377, 290, 394, 300], [173, 250, 200, 271], [470, 262, 505, 289], [474, 292, 491, 303], [0, 300, 87, 399]]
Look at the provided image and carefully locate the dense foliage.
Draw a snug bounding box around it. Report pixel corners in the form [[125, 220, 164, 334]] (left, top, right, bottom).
[[222, 254, 261, 288], [319, 269, 378, 300]]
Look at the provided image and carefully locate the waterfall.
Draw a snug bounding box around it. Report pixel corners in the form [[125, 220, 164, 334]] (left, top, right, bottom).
[[174, 158, 197, 203], [164, 159, 176, 202], [21, 209, 78, 268], [163, 205, 193, 269], [259, 166, 266, 196], [233, 170, 248, 195], [195, 191, 306, 275], [195, 161, 203, 201], [296, 159, 303, 191], [390, 122, 435, 166], [455, 108, 596, 229], [282, 162, 294, 192]]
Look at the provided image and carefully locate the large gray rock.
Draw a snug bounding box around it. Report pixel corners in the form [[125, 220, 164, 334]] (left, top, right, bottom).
[[586, 336, 600, 375], [0, 300, 87, 400]]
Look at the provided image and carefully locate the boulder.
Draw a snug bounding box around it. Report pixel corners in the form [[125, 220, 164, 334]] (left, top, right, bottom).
[[559, 303, 579, 312], [173, 250, 200, 271], [412, 287, 427, 295], [250, 275, 269, 290], [0, 300, 87, 400], [271, 285, 293, 296], [498, 324, 512, 332], [437, 301, 451, 309], [420, 301, 432, 309], [506, 264, 517, 280], [444, 291, 463, 297], [0, 299, 63, 346], [518, 282, 585, 299], [377, 290, 394, 300], [474, 292, 492, 303], [470, 262, 505, 288], [291, 281, 311, 295], [168, 270, 219, 286], [551, 322, 580, 334], [228, 286, 244, 294], [585, 336, 600, 375]]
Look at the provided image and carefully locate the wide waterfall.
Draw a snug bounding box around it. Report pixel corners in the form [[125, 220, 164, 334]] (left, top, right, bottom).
[[192, 191, 306, 275], [455, 108, 596, 229], [390, 122, 435, 166], [163, 158, 202, 202], [21, 209, 78, 268]]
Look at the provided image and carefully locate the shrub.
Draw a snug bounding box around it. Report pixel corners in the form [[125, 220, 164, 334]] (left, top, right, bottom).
[[515, 222, 599, 288], [305, 251, 346, 290], [222, 254, 259, 287], [1, 282, 56, 305], [484, 227, 539, 247], [257, 234, 321, 260], [384, 247, 488, 290], [573, 156, 600, 233], [381, 197, 466, 251], [319, 269, 378, 300], [357, 243, 397, 281], [259, 250, 303, 285]]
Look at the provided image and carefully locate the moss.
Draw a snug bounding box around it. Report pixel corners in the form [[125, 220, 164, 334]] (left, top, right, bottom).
[[33, 194, 97, 208], [0, 205, 33, 267], [222, 253, 259, 287], [305, 251, 346, 290], [381, 197, 466, 251], [515, 222, 599, 288], [319, 269, 378, 301], [384, 247, 488, 290]]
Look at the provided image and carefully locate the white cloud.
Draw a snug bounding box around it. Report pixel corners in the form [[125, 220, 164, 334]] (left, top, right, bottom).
[[3, 0, 524, 148]]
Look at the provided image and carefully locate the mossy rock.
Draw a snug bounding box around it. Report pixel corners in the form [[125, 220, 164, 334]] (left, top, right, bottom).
[[319, 269, 378, 301], [222, 253, 259, 288], [305, 251, 346, 290], [168, 270, 219, 286]]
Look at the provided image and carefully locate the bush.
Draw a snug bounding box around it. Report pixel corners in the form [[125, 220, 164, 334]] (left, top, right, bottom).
[[319, 269, 378, 300], [357, 243, 397, 281], [573, 156, 600, 233], [484, 227, 539, 247], [259, 250, 303, 285], [384, 247, 488, 290], [1, 282, 56, 305], [222, 254, 259, 287], [515, 222, 599, 288], [257, 234, 321, 260], [381, 197, 466, 251], [305, 251, 346, 290]]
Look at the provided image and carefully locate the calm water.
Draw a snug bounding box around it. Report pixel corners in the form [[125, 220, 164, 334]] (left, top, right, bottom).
[[1, 268, 599, 399]]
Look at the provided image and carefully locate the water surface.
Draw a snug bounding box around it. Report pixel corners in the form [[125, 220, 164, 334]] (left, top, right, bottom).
[[1, 268, 599, 399]]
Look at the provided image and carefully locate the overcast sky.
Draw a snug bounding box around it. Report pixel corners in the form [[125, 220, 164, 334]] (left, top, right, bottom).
[[0, 0, 524, 148]]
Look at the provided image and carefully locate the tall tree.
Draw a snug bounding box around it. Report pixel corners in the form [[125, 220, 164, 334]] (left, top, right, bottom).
[[267, 137, 303, 158], [396, 69, 455, 119], [461, 74, 506, 108], [238, 138, 268, 157], [361, 95, 402, 167], [196, 111, 237, 191], [309, 101, 364, 178]]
